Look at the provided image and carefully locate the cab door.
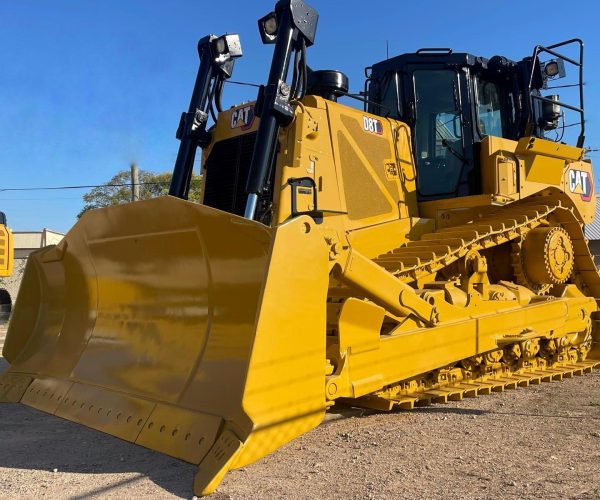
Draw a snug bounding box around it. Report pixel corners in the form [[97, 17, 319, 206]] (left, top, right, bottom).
[[401, 64, 478, 200]]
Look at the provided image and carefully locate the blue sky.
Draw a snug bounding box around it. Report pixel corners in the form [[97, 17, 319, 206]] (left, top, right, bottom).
[[1, 0, 599, 232]]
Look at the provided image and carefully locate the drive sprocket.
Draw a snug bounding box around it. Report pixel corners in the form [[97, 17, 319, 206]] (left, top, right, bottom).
[[512, 226, 574, 294]]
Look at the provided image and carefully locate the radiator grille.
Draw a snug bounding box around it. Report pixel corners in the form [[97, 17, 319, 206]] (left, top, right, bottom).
[[202, 132, 257, 216]]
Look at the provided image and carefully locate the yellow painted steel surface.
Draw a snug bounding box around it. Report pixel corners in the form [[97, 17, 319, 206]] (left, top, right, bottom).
[[0, 223, 13, 278], [1, 95, 599, 497], [423, 135, 595, 225]]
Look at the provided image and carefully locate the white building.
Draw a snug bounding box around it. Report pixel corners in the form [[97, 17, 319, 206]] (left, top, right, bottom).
[[13, 229, 64, 259]]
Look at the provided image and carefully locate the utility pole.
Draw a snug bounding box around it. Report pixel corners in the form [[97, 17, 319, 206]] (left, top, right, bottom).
[[131, 163, 140, 202]]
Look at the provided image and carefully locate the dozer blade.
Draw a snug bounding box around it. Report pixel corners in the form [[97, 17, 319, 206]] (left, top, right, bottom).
[[0, 196, 330, 495]]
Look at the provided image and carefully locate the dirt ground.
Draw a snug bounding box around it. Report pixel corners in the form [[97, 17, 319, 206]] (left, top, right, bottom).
[[0, 322, 599, 499]]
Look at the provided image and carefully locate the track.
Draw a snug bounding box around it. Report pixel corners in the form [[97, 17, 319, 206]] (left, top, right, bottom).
[[355, 358, 600, 411], [352, 197, 600, 410], [373, 198, 600, 296]]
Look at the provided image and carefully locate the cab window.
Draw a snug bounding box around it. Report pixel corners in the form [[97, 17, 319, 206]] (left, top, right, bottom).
[[476, 77, 515, 138]]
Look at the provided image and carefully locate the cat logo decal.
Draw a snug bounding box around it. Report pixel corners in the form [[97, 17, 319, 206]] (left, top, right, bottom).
[[568, 168, 593, 202], [230, 106, 255, 130]]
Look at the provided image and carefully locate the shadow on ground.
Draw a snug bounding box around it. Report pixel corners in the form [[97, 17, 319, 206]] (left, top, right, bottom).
[[412, 404, 600, 420], [0, 358, 196, 498]]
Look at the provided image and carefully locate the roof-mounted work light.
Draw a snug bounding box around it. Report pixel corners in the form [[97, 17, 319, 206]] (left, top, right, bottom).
[[543, 58, 566, 78]]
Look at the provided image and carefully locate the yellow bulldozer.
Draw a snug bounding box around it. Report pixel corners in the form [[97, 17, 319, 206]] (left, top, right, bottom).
[[0, 211, 14, 318], [1, 0, 598, 496]]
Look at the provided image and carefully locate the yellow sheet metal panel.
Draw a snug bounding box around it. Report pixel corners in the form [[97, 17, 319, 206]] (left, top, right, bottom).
[[337, 298, 384, 355], [10, 198, 267, 393], [273, 97, 341, 226], [274, 96, 418, 257], [2, 256, 44, 362], [77, 228, 226, 402], [418, 194, 496, 221], [525, 154, 565, 185], [2, 238, 97, 374], [480, 136, 516, 199], [516, 136, 584, 161], [325, 100, 417, 229]]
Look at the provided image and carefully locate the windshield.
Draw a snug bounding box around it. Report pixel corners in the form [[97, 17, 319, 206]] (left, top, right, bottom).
[[413, 69, 466, 197]]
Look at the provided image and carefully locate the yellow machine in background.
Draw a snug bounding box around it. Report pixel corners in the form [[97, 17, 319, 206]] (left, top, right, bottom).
[[0, 211, 14, 316], [1, 1, 597, 496]]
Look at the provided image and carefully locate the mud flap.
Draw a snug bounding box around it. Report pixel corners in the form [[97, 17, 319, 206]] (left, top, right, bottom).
[[0, 197, 329, 495]]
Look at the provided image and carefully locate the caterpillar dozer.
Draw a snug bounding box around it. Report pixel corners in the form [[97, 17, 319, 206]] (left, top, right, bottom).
[[0, 211, 14, 317], [1, 0, 598, 495]]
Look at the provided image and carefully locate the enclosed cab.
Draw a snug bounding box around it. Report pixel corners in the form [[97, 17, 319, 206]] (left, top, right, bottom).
[[366, 41, 585, 204]]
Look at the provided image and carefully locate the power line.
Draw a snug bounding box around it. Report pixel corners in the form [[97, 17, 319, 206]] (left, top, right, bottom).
[[0, 181, 171, 193], [0, 197, 82, 201], [226, 80, 261, 88]]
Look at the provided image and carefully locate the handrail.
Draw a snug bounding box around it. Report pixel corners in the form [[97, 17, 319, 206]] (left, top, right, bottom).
[[527, 39, 584, 147]]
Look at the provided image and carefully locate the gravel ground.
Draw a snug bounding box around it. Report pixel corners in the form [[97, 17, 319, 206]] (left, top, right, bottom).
[[0, 322, 599, 499]]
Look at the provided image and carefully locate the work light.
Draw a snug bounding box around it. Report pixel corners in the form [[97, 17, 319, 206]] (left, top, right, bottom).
[[543, 58, 566, 78], [258, 11, 278, 44]]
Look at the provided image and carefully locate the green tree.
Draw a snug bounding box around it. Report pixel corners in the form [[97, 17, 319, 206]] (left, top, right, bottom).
[[78, 169, 202, 217]]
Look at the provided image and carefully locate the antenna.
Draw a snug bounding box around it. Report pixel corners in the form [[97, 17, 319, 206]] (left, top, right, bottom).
[[386, 40, 389, 60]]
